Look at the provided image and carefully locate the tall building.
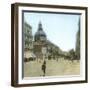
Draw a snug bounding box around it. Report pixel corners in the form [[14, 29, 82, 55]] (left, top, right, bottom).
[[24, 22, 35, 61], [24, 22, 33, 50], [75, 18, 80, 59]]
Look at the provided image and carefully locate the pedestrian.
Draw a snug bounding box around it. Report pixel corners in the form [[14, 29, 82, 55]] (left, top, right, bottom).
[[42, 61, 46, 76]]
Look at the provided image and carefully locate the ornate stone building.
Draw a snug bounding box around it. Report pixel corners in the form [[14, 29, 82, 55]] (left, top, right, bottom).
[[33, 22, 47, 60], [24, 22, 35, 61], [33, 22, 62, 60], [24, 22, 33, 50]]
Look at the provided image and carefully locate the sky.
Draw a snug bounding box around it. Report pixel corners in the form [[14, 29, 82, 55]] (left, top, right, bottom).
[[24, 11, 80, 51]]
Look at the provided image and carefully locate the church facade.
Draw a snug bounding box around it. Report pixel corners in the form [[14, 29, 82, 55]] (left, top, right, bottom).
[[33, 22, 62, 60]]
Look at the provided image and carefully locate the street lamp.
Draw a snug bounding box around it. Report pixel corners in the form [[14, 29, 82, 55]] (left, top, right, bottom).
[[42, 47, 47, 61]]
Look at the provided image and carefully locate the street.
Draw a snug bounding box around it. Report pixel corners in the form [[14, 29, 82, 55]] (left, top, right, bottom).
[[24, 59, 80, 77]]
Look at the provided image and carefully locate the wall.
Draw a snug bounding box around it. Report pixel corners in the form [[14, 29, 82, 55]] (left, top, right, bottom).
[[0, 0, 89, 90]]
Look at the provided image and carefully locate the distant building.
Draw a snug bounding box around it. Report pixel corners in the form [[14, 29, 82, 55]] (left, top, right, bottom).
[[75, 18, 80, 59]]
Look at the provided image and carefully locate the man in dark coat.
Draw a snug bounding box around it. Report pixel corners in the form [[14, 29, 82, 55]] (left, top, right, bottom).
[[42, 61, 46, 76]]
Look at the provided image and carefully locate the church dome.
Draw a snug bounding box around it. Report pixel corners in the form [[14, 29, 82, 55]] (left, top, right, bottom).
[[35, 22, 47, 41], [35, 30, 46, 37]]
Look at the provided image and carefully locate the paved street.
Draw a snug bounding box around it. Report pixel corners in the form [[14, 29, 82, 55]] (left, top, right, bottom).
[[24, 59, 80, 77]]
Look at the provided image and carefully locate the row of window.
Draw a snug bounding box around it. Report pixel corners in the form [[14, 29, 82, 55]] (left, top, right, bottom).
[[24, 35, 33, 40], [24, 37, 33, 41], [24, 27, 32, 34], [24, 45, 33, 49]]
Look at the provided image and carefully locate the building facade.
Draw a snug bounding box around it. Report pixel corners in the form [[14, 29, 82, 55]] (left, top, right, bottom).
[[24, 22, 33, 50], [24, 22, 35, 61], [34, 22, 47, 60]]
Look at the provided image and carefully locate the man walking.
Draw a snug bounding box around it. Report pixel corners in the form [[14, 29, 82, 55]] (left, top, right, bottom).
[[42, 61, 46, 76]]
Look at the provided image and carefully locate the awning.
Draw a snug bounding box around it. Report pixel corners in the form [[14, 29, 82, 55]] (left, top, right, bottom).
[[24, 51, 36, 58]]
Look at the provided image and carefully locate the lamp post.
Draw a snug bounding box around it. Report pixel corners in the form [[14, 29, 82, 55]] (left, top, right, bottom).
[[42, 47, 47, 76], [42, 47, 47, 62]]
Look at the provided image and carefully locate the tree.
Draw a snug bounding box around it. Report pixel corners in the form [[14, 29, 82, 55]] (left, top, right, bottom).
[[69, 49, 75, 60]]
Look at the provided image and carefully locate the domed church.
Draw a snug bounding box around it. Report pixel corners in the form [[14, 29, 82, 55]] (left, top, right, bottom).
[[33, 22, 48, 60], [33, 22, 62, 60], [34, 22, 47, 42]]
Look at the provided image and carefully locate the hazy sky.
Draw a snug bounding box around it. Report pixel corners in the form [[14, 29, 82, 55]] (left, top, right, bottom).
[[24, 11, 80, 51]]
